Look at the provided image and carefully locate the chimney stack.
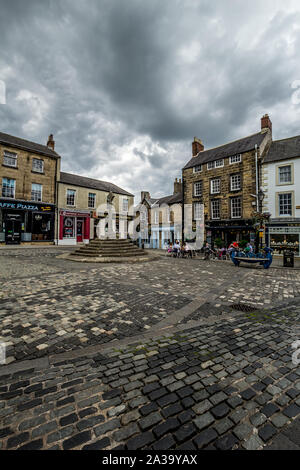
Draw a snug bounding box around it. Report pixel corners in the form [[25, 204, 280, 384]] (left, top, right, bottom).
[[141, 191, 150, 202], [173, 178, 182, 195], [192, 137, 204, 157], [47, 134, 55, 150], [261, 114, 272, 134]]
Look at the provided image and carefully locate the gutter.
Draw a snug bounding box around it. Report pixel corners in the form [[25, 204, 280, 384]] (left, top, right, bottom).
[[255, 144, 259, 212]]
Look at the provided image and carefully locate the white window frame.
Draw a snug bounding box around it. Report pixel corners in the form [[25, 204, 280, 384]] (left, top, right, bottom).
[[229, 154, 242, 164], [194, 181, 202, 196], [211, 200, 220, 220], [231, 197, 242, 218], [278, 165, 292, 184], [154, 211, 159, 224], [88, 193, 96, 208], [194, 202, 203, 220], [193, 164, 202, 173], [279, 193, 292, 216], [31, 183, 42, 202], [122, 198, 129, 212], [2, 178, 15, 198], [211, 178, 220, 194], [32, 158, 44, 173], [66, 189, 76, 206], [3, 151, 17, 168], [207, 161, 214, 170], [215, 159, 224, 168], [230, 174, 241, 191]]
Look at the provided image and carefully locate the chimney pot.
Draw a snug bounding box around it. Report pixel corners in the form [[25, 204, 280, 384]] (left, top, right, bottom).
[[192, 137, 204, 157], [173, 178, 182, 195]]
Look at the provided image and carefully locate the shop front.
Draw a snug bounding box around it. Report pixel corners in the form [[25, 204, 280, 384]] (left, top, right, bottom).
[[0, 199, 55, 244], [267, 224, 300, 256], [58, 210, 90, 245], [206, 219, 256, 248]]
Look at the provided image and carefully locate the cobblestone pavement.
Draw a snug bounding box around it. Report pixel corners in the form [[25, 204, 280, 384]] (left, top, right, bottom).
[[0, 248, 300, 450]]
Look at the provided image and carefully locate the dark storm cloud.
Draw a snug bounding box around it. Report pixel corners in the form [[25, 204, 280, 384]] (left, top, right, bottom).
[[1, 0, 300, 200]]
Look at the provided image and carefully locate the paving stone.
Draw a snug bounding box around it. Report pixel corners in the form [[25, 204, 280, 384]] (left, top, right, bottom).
[[214, 417, 234, 436], [139, 412, 162, 431], [211, 403, 230, 419], [127, 431, 155, 450], [94, 418, 121, 437], [215, 433, 239, 450], [174, 422, 196, 443], [242, 434, 264, 450], [283, 404, 300, 418], [233, 423, 253, 440], [258, 424, 277, 442], [82, 438, 110, 450], [114, 423, 139, 442], [152, 434, 176, 450], [77, 414, 105, 431], [153, 418, 180, 439], [261, 403, 280, 418], [193, 428, 218, 449], [194, 412, 214, 431], [63, 431, 92, 450]]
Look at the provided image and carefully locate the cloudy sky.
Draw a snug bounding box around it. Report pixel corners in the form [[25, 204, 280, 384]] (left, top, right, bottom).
[[1, 0, 300, 200]]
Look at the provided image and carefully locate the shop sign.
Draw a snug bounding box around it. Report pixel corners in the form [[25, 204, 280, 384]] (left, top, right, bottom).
[[60, 210, 90, 217], [0, 201, 53, 212]]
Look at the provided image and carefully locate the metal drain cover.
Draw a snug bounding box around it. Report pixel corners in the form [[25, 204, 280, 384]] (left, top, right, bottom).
[[230, 303, 259, 312]]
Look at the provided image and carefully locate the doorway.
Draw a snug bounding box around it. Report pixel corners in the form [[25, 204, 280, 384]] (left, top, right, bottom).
[[5, 216, 21, 244], [76, 219, 84, 243]]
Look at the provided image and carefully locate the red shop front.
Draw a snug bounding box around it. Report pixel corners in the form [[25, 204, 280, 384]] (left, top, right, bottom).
[[58, 210, 91, 245]]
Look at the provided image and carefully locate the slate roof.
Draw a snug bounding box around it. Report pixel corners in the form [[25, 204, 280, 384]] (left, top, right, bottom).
[[0, 131, 60, 158], [183, 132, 266, 170], [155, 192, 182, 206], [59, 172, 134, 197], [263, 135, 300, 163]]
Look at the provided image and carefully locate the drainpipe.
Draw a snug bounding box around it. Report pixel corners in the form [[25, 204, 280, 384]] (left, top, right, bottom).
[[181, 171, 184, 243], [255, 144, 259, 212]]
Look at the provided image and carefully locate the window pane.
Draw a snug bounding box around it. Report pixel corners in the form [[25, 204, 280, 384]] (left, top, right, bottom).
[[194, 202, 203, 220], [31, 183, 42, 202], [194, 164, 202, 173], [279, 166, 291, 184], [215, 159, 224, 167], [32, 159, 44, 173], [88, 193, 96, 208], [207, 161, 214, 170], [231, 174, 241, 191], [122, 198, 129, 211], [4, 151, 17, 167], [211, 200, 220, 219], [230, 154, 241, 164], [279, 193, 292, 215], [231, 197, 242, 218], [67, 189, 76, 205], [211, 179, 220, 194], [194, 181, 202, 196], [2, 178, 15, 198]]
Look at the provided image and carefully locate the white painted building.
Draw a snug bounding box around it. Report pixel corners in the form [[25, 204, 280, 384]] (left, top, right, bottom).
[[262, 136, 300, 256]]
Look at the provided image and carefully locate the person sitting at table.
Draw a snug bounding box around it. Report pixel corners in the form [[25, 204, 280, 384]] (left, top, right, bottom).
[[173, 240, 181, 256]]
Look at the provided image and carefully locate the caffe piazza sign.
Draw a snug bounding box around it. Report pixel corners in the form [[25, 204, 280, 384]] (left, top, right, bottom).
[[0, 201, 39, 211]]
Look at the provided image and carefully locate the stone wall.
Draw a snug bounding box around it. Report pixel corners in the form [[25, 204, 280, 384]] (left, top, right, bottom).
[[0, 143, 59, 203]]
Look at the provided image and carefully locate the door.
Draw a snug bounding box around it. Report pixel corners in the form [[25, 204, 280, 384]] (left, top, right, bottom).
[[76, 219, 83, 243], [5, 219, 21, 244]]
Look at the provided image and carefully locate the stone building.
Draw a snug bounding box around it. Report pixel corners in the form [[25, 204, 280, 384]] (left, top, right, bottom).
[[0, 132, 60, 244], [182, 115, 273, 247], [262, 136, 300, 257], [57, 172, 134, 245], [137, 178, 183, 249]]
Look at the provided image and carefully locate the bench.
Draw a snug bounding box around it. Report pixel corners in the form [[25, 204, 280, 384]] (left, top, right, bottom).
[[231, 248, 273, 269]]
